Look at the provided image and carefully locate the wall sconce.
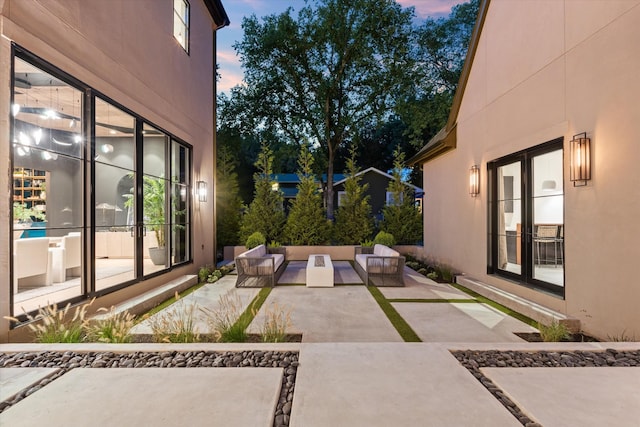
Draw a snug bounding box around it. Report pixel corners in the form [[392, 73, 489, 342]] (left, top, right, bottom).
[[570, 132, 591, 187], [197, 181, 207, 202], [271, 182, 280, 192], [469, 165, 480, 197]]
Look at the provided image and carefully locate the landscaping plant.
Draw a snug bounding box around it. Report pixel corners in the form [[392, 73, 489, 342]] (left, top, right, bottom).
[[146, 292, 200, 343], [240, 141, 286, 243], [285, 145, 331, 245], [5, 299, 95, 343], [84, 306, 135, 343], [333, 145, 373, 244], [538, 319, 572, 342], [245, 231, 266, 249], [201, 293, 249, 342], [373, 231, 395, 247], [259, 302, 292, 343], [380, 147, 423, 244]]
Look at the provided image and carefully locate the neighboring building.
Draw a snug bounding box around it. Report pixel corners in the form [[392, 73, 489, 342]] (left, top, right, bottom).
[[1, 0, 228, 341], [333, 167, 423, 221], [271, 173, 345, 212], [409, 0, 640, 339]]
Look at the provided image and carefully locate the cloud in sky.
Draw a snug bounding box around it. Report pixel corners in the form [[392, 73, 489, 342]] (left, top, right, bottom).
[[216, 0, 468, 95]]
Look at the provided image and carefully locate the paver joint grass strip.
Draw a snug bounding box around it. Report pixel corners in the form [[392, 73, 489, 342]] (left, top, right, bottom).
[[449, 283, 538, 328], [233, 287, 272, 331], [386, 298, 481, 304], [135, 281, 208, 323], [366, 286, 422, 342]]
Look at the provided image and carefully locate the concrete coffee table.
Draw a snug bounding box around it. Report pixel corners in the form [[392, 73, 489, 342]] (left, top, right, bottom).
[[306, 254, 334, 287]]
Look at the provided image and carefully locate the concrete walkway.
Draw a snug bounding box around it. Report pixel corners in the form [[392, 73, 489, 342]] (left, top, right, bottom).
[[1, 265, 639, 426]]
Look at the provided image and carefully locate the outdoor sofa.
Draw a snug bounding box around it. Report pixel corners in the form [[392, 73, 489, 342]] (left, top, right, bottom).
[[235, 244, 286, 287], [354, 244, 405, 287]]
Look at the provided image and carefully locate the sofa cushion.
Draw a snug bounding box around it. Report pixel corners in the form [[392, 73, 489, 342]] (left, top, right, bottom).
[[373, 244, 399, 257], [240, 244, 266, 258]]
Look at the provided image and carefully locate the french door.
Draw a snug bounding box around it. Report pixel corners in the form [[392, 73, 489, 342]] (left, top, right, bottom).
[[489, 138, 564, 296]]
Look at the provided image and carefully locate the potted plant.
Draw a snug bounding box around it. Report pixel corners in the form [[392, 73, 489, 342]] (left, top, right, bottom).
[[125, 176, 167, 265]]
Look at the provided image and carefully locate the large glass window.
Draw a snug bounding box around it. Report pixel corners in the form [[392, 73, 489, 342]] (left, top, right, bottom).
[[11, 57, 85, 313], [173, 0, 190, 52], [488, 139, 564, 295], [10, 48, 194, 318]]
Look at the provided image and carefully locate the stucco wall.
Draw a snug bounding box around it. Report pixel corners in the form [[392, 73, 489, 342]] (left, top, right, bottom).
[[422, 0, 640, 339], [0, 0, 218, 341]]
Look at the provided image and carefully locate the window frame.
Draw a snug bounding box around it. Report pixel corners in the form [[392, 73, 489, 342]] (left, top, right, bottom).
[[173, 0, 190, 54]]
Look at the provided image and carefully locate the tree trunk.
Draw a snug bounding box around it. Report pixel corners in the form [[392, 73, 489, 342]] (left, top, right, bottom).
[[326, 147, 335, 220]]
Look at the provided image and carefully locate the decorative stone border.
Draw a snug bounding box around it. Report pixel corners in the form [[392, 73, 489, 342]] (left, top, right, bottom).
[[452, 349, 640, 426], [0, 350, 299, 427]]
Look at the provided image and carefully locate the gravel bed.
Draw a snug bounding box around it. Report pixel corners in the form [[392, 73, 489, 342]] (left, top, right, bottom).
[[0, 350, 299, 427], [452, 349, 640, 426]]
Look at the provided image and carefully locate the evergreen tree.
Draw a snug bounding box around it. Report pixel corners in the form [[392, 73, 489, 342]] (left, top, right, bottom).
[[216, 146, 243, 253], [381, 147, 423, 244], [333, 146, 373, 244], [285, 146, 331, 245], [240, 141, 286, 243]]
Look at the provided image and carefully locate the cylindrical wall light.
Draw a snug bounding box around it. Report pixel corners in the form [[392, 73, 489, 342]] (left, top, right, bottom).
[[469, 165, 480, 197], [570, 132, 591, 187], [197, 181, 207, 202]]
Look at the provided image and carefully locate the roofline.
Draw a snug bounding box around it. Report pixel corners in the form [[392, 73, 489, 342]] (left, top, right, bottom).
[[333, 167, 423, 191], [408, 0, 491, 166], [204, 0, 230, 29]]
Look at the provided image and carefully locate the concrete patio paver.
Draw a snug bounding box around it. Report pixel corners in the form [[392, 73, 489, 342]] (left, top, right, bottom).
[[482, 367, 640, 427], [393, 302, 537, 342], [249, 286, 402, 342], [290, 342, 521, 427], [0, 368, 58, 402], [379, 269, 473, 300], [0, 366, 283, 427]]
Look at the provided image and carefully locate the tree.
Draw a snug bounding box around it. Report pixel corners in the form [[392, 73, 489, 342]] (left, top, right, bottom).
[[216, 146, 243, 253], [333, 146, 373, 244], [397, 0, 480, 147], [285, 145, 331, 245], [231, 0, 416, 218], [240, 141, 286, 244], [380, 147, 423, 244]]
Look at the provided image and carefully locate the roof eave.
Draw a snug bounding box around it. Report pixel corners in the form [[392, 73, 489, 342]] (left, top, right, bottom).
[[203, 0, 230, 29]]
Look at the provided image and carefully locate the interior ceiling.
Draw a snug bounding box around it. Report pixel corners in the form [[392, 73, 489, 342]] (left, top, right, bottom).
[[13, 60, 137, 137]]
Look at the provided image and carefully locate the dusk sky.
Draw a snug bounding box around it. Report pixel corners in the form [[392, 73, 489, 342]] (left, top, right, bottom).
[[217, 0, 469, 95]]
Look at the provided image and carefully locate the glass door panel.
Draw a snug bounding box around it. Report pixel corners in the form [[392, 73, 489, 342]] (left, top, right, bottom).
[[531, 149, 564, 287], [94, 99, 136, 291], [497, 161, 522, 275], [142, 123, 169, 275], [171, 141, 190, 265]]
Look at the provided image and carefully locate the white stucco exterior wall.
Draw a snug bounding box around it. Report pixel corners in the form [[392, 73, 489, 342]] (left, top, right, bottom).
[[422, 0, 640, 339]]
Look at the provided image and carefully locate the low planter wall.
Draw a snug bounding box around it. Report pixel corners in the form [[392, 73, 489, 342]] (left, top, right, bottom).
[[224, 245, 425, 262]]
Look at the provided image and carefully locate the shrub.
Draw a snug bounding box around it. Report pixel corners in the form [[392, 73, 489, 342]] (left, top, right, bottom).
[[259, 302, 292, 343], [268, 240, 282, 248], [361, 239, 374, 247], [216, 146, 243, 252], [198, 265, 214, 283], [373, 231, 395, 246], [84, 307, 135, 343], [146, 292, 200, 343], [245, 231, 266, 249], [538, 319, 571, 342]]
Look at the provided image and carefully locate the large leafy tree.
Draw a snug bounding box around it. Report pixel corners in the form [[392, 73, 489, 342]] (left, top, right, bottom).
[[240, 141, 286, 244], [380, 147, 423, 244], [231, 0, 415, 218], [216, 146, 243, 253], [333, 146, 373, 245], [285, 145, 331, 245], [398, 0, 480, 147]]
